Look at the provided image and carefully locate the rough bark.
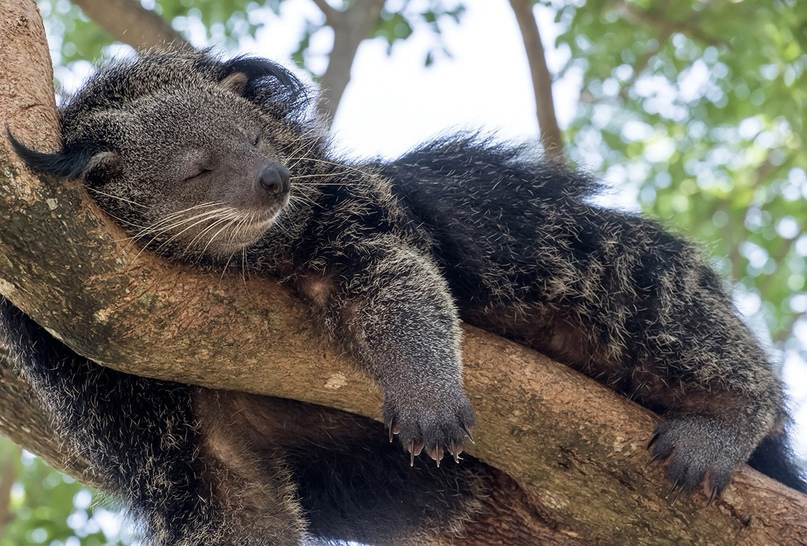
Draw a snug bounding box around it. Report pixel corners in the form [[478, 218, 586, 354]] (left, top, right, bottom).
[[71, 0, 192, 52], [509, 0, 565, 161], [1, 2, 806, 544], [0, 1, 102, 492], [439, 468, 581, 545]]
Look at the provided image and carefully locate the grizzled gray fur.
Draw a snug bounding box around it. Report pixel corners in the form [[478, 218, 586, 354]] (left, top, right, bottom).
[[3, 48, 805, 544]]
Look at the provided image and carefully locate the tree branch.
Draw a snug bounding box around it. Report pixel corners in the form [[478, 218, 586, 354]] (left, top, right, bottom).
[[508, 0, 565, 161], [1, 1, 805, 543], [612, 0, 726, 48], [0, 0, 101, 490], [617, 27, 673, 101], [315, 0, 385, 125], [310, 0, 338, 24], [71, 0, 192, 52]]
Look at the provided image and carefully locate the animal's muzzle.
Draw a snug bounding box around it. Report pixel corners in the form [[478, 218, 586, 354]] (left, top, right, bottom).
[[258, 163, 291, 197]]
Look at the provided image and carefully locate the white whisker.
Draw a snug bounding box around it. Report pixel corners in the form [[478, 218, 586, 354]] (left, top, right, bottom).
[[147, 209, 238, 258], [200, 215, 243, 258], [87, 187, 150, 209]]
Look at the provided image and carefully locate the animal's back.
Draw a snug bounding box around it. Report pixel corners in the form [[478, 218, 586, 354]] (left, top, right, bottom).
[[3, 47, 805, 546], [381, 136, 806, 496]]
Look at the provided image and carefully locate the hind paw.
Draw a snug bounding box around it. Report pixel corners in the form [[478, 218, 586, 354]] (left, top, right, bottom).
[[648, 415, 754, 503]]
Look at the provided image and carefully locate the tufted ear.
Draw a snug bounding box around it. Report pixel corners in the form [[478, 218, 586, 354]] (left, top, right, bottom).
[[219, 71, 250, 96], [7, 128, 95, 180], [82, 151, 123, 187], [8, 130, 123, 188], [217, 56, 310, 118], [7, 109, 131, 183], [219, 56, 305, 96]]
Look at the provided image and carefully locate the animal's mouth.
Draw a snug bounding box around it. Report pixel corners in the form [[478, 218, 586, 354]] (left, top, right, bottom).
[[204, 206, 283, 256], [141, 199, 288, 261], [218, 215, 276, 249]]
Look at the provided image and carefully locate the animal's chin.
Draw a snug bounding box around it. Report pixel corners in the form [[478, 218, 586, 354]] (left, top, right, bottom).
[[208, 217, 275, 256], [149, 204, 285, 263]]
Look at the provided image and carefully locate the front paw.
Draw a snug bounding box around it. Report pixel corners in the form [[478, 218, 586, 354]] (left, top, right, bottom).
[[383, 388, 475, 467], [648, 415, 753, 504]]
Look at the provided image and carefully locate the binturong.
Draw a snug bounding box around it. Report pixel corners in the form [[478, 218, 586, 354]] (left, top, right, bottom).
[[3, 48, 806, 545]]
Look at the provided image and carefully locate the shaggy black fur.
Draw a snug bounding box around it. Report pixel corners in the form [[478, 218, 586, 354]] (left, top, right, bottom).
[[3, 48, 804, 544]]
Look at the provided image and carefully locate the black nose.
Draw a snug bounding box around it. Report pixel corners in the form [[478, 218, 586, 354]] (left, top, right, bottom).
[[258, 163, 290, 196]]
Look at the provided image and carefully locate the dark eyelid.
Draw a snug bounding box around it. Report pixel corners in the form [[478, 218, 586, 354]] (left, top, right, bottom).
[[252, 133, 261, 146], [184, 168, 212, 182]]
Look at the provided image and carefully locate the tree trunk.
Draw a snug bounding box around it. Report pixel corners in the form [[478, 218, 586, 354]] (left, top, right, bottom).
[[314, 0, 385, 125], [0, 2, 805, 544]]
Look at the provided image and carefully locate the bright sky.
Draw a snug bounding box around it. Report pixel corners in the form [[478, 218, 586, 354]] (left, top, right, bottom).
[[56, 0, 806, 457]]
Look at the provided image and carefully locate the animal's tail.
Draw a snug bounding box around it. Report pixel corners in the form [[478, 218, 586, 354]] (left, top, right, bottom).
[[748, 430, 807, 494], [193, 383, 487, 545], [0, 296, 213, 543], [0, 297, 486, 543]]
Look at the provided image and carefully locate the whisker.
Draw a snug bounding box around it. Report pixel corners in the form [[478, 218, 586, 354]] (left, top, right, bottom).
[[287, 193, 317, 210], [290, 172, 360, 180], [285, 135, 322, 170], [288, 157, 366, 175], [200, 215, 243, 258], [271, 210, 295, 238], [142, 201, 226, 223], [220, 215, 249, 254], [183, 216, 233, 262], [139, 202, 225, 226], [134, 207, 231, 241], [131, 212, 230, 262], [293, 182, 360, 187], [87, 187, 150, 209], [148, 209, 239, 258], [130, 203, 227, 241], [241, 247, 248, 285], [229, 210, 257, 244], [219, 249, 238, 285]]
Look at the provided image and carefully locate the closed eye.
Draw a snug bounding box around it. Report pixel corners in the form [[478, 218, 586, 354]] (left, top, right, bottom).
[[252, 134, 261, 147], [184, 168, 212, 182]]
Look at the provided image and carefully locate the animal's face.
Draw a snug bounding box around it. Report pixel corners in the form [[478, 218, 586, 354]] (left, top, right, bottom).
[[85, 86, 291, 262], [10, 53, 311, 264]]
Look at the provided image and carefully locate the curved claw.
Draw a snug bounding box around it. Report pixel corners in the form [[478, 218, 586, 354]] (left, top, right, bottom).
[[407, 440, 424, 467], [647, 432, 660, 450], [448, 441, 463, 464], [461, 423, 475, 444], [386, 417, 396, 443], [428, 445, 444, 467], [706, 486, 719, 508], [666, 479, 684, 505], [644, 452, 664, 469], [388, 423, 400, 443]]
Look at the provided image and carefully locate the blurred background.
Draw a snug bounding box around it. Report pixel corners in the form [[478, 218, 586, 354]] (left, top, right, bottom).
[[1, 0, 805, 543]]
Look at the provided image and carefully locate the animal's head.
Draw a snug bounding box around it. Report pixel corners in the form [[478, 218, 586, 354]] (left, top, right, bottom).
[[9, 50, 318, 263]]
